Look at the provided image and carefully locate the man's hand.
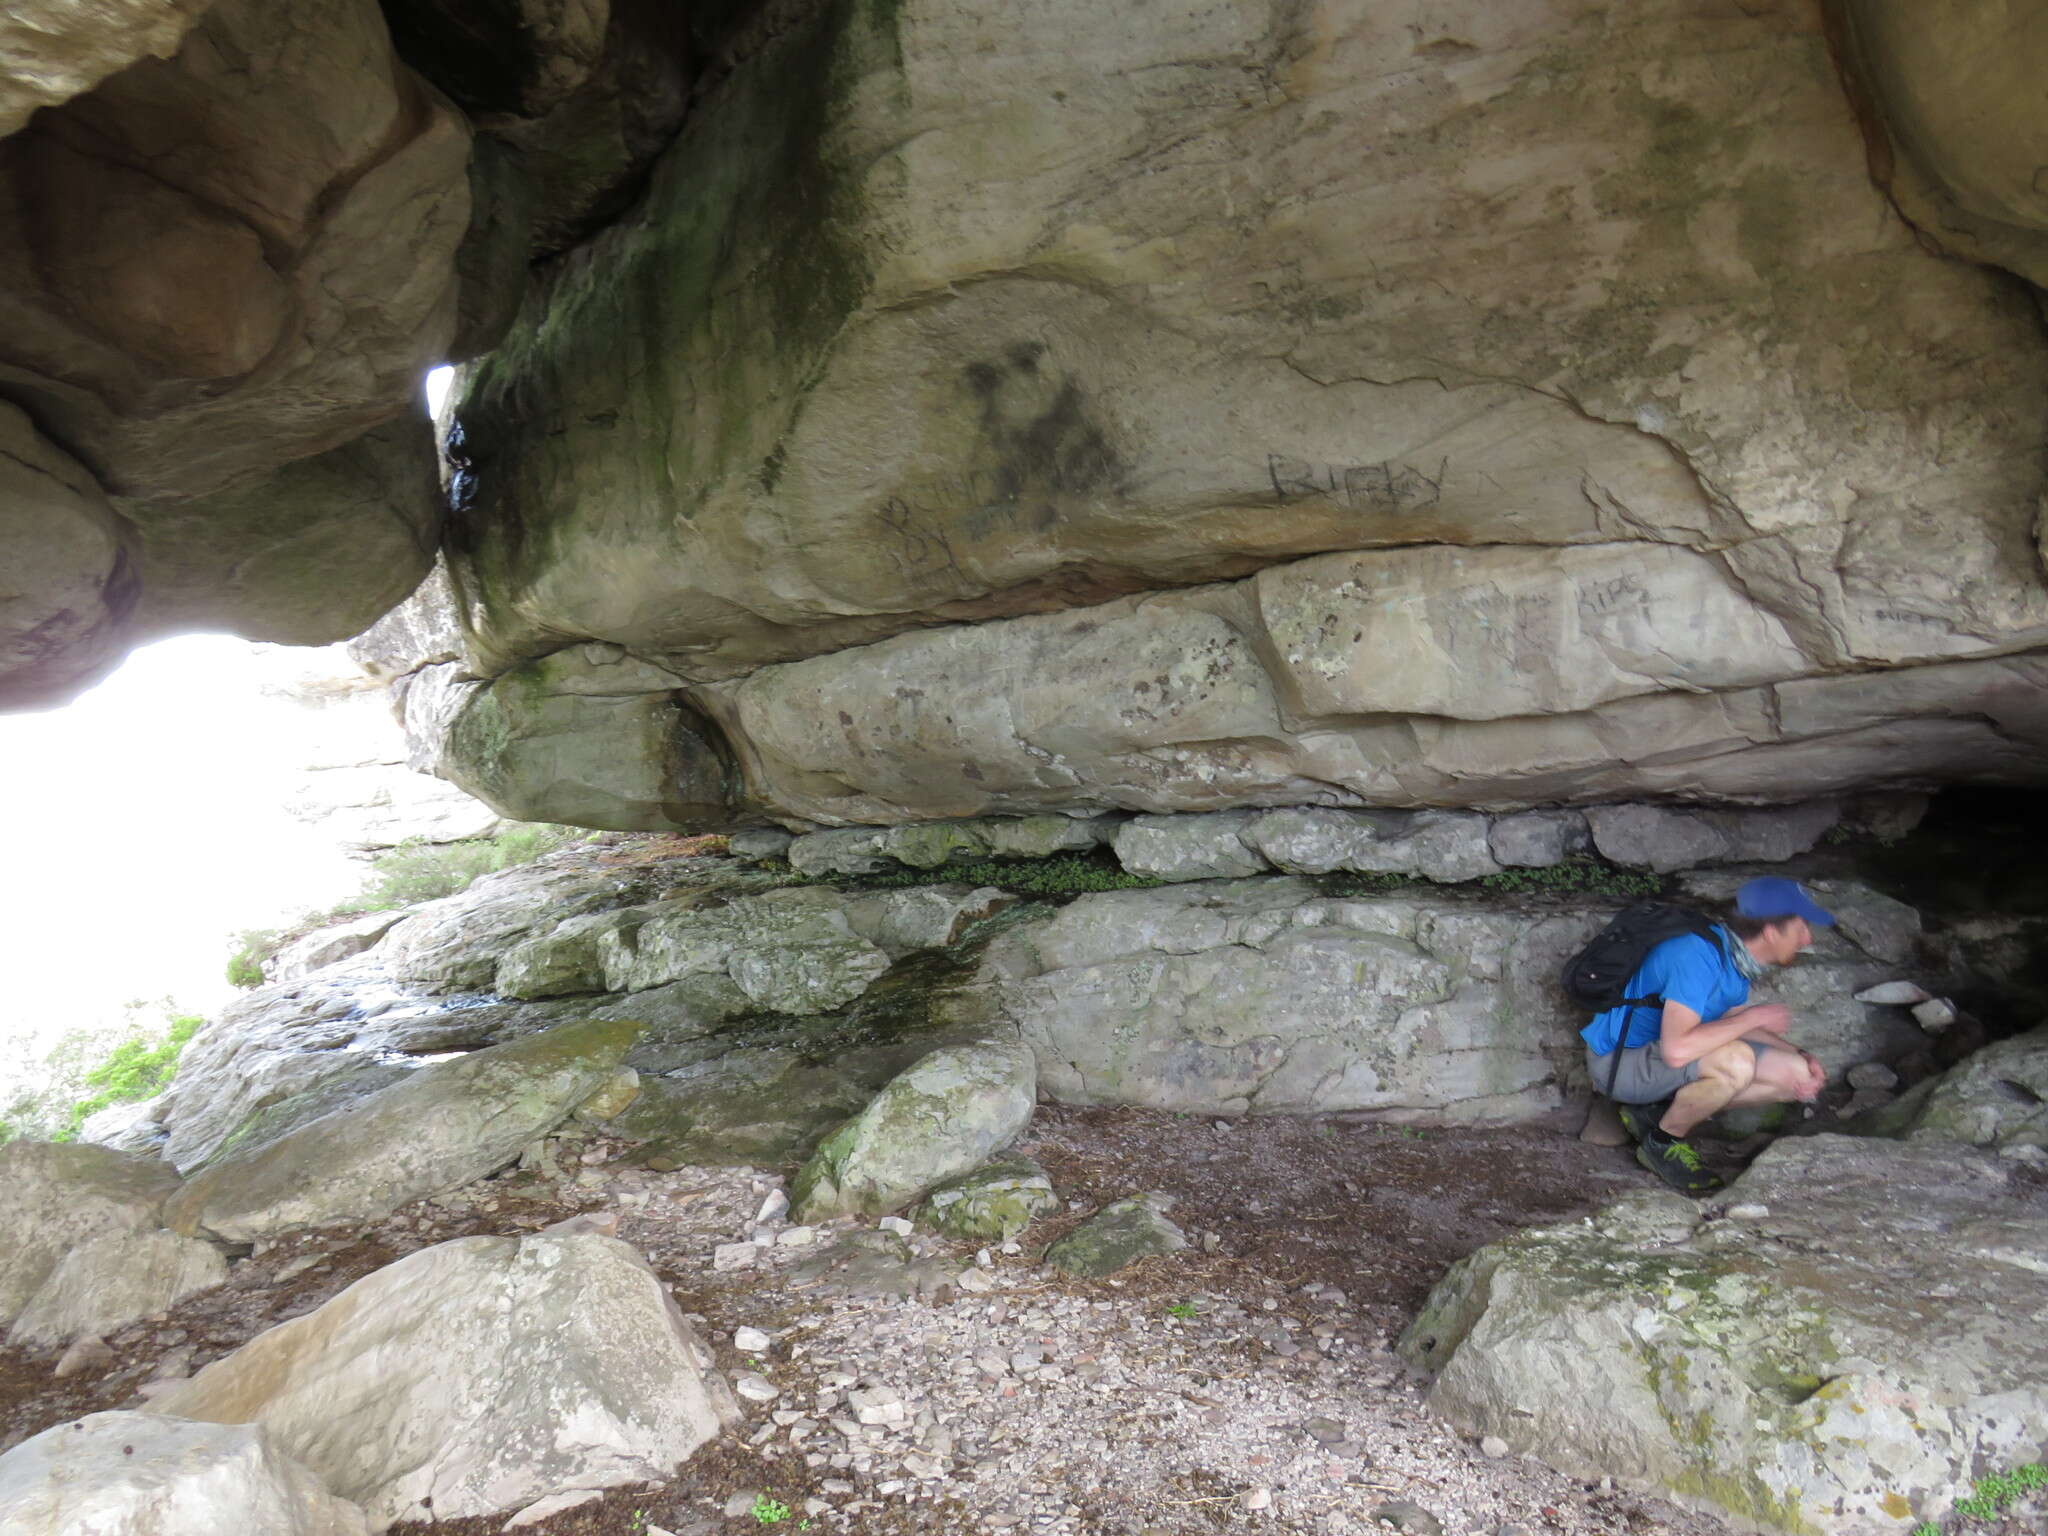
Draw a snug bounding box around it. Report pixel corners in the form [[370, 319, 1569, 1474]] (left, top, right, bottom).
[[1790, 1048, 1826, 1102]]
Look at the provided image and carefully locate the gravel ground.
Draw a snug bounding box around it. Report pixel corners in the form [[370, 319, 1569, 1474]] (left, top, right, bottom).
[[6, 1108, 2040, 1536]]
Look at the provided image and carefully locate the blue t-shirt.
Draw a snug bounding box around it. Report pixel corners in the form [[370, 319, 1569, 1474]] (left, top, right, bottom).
[[1581, 927, 1747, 1056]]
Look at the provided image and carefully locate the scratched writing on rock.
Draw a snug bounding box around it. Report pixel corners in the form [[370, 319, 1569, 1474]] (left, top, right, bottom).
[[1575, 574, 1648, 620], [1267, 454, 1447, 511]]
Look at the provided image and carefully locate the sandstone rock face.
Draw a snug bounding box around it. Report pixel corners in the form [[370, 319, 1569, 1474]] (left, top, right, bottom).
[[0, 1411, 370, 1536], [0, 1, 215, 138], [0, 401, 135, 709], [791, 1040, 1038, 1222], [0, 1142, 179, 1325], [1829, 0, 2048, 288], [377, 0, 2048, 828], [0, 0, 463, 704], [163, 1016, 641, 1240], [157, 1232, 738, 1526], [1402, 1136, 2048, 1534], [0, 0, 469, 503]]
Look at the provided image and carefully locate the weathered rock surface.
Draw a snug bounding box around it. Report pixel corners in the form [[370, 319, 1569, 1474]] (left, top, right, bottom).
[[363, 0, 2048, 829], [1829, 0, 2048, 288], [788, 815, 1115, 877], [977, 881, 1601, 1119], [0, 1411, 370, 1536], [0, 1, 216, 138], [1402, 1136, 2048, 1534], [914, 1155, 1060, 1243], [157, 1232, 738, 1526], [0, 1142, 179, 1325], [9, 1229, 226, 1349], [1044, 1193, 1188, 1278], [163, 1016, 641, 1240], [0, 400, 134, 709], [1880, 1025, 2048, 1153], [791, 1040, 1037, 1221]]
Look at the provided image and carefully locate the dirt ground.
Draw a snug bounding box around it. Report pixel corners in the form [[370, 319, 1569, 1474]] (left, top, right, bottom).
[[0, 1109, 1701, 1534]]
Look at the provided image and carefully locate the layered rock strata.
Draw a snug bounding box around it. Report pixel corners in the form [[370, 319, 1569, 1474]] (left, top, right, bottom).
[[372, 0, 2048, 829]]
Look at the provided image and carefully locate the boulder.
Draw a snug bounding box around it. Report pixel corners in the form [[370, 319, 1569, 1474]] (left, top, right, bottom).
[[1242, 808, 1499, 883], [594, 886, 892, 1011], [1044, 1192, 1187, 1278], [791, 1040, 1037, 1221], [9, 1230, 227, 1349], [914, 1156, 1061, 1242], [156, 1232, 738, 1526], [0, 1411, 369, 1536], [1402, 1136, 2048, 1535], [162, 1016, 642, 1241], [0, 1142, 179, 1326]]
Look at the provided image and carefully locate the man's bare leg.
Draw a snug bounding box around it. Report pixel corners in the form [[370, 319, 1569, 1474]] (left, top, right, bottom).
[[1660, 1042, 1757, 1138]]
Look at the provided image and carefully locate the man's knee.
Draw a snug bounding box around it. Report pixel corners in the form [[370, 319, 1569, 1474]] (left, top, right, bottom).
[[1748, 1046, 1811, 1101], [1697, 1041, 1756, 1089]]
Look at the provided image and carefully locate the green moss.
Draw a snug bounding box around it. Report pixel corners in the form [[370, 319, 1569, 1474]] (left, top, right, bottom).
[[799, 849, 1162, 900]]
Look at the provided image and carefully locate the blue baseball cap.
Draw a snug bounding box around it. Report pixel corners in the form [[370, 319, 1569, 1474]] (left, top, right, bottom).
[[1735, 877, 1834, 927]]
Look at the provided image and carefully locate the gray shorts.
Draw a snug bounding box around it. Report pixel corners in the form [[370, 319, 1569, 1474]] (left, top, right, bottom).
[[1586, 1040, 1767, 1104]]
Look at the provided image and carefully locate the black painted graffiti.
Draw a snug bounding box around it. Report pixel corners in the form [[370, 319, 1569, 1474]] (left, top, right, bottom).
[[1268, 454, 1447, 511]]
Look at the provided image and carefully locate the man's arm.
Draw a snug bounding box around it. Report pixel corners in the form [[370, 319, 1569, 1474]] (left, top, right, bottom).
[[1657, 999, 1790, 1069]]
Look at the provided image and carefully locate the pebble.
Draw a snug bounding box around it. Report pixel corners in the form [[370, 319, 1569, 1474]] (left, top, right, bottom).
[[1481, 1435, 1510, 1458], [735, 1326, 774, 1353], [777, 1226, 818, 1247], [722, 1491, 760, 1517], [54, 1336, 113, 1379], [734, 1374, 780, 1402], [712, 1243, 758, 1272], [1845, 1061, 1899, 1091], [879, 1216, 914, 1236], [757, 1189, 790, 1224], [1373, 1499, 1446, 1536], [1241, 1486, 1272, 1511]]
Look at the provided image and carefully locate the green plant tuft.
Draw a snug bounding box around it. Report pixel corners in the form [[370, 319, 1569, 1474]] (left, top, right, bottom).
[[1475, 856, 1664, 899], [52, 1013, 204, 1140], [1952, 1461, 2047, 1521], [751, 1494, 792, 1525], [1164, 1301, 1197, 1318]]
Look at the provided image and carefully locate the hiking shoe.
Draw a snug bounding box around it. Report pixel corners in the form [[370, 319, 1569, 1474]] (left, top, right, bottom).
[[1615, 1097, 1674, 1144], [1635, 1133, 1724, 1196]]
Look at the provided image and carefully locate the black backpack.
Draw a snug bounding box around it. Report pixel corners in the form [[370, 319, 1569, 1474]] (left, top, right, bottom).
[[1561, 902, 1727, 1098]]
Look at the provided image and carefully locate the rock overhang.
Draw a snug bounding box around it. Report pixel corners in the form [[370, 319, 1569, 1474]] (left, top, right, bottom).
[[0, 0, 2045, 828]]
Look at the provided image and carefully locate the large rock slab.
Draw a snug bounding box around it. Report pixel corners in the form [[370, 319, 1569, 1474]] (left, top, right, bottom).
[[0, 1411, 369, 1536], [0, 1142, 179, 1326], [163, 1016, 641, 1240], [9, 1230, 227, 1349], [157, 1232, 738, 1527], [791, 1040, 1037, 1221], [381, 0, 2048, 827], [0, 1, 215, 138], [1402, 1136, 2048, 1535], [977, 881, 1600, 1119]]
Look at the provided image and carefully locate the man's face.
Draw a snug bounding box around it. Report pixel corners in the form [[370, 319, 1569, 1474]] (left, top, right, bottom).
[[1762, 917, 1814, 966]]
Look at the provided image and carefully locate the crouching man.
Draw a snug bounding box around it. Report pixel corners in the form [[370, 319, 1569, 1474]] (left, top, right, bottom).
[[1583, 877, 1832, 1194]]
